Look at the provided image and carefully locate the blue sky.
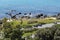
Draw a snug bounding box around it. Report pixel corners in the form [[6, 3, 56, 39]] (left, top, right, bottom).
[[0, 0, 60, 14]]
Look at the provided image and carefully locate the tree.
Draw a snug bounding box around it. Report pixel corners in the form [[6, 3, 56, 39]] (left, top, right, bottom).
[[11, 28, 23, 40], [2, 17, 8, 23], [44, 15, 47, 18], [5, 10, 21, 19], [54, 24, 60, 40], [36, 14, 41, 18], [35, 25, 58, 40], [57, 13, 60, 19], [3, 21, 23, 40], [24, 13, 27, 15], [36, 13, 43, 18], [57, 13, 60, 16], [40, 13, 43, 16]]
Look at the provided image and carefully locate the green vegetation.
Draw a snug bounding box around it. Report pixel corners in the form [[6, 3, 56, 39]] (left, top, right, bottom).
[[19, 18, 57, 27], [0, 17, 60, 40], [3, 21, 23, 40]]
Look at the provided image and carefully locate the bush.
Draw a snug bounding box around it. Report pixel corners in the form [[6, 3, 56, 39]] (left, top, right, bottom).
[[28, 20, 38, 24], [3, 21, 23, 40], [34, 24, 60, 40]]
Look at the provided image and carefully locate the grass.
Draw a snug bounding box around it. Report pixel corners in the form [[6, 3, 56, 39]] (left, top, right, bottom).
[[6, 18, 59, 28], [19, 18, 57, 27], [54, 24, 60, 28], [22, 31, 37, 38], [3, 18, 60, 39]]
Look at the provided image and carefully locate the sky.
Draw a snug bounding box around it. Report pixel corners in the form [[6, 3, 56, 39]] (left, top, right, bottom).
[[0, 0, 60, 11], [0, 0, 60, 18]]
